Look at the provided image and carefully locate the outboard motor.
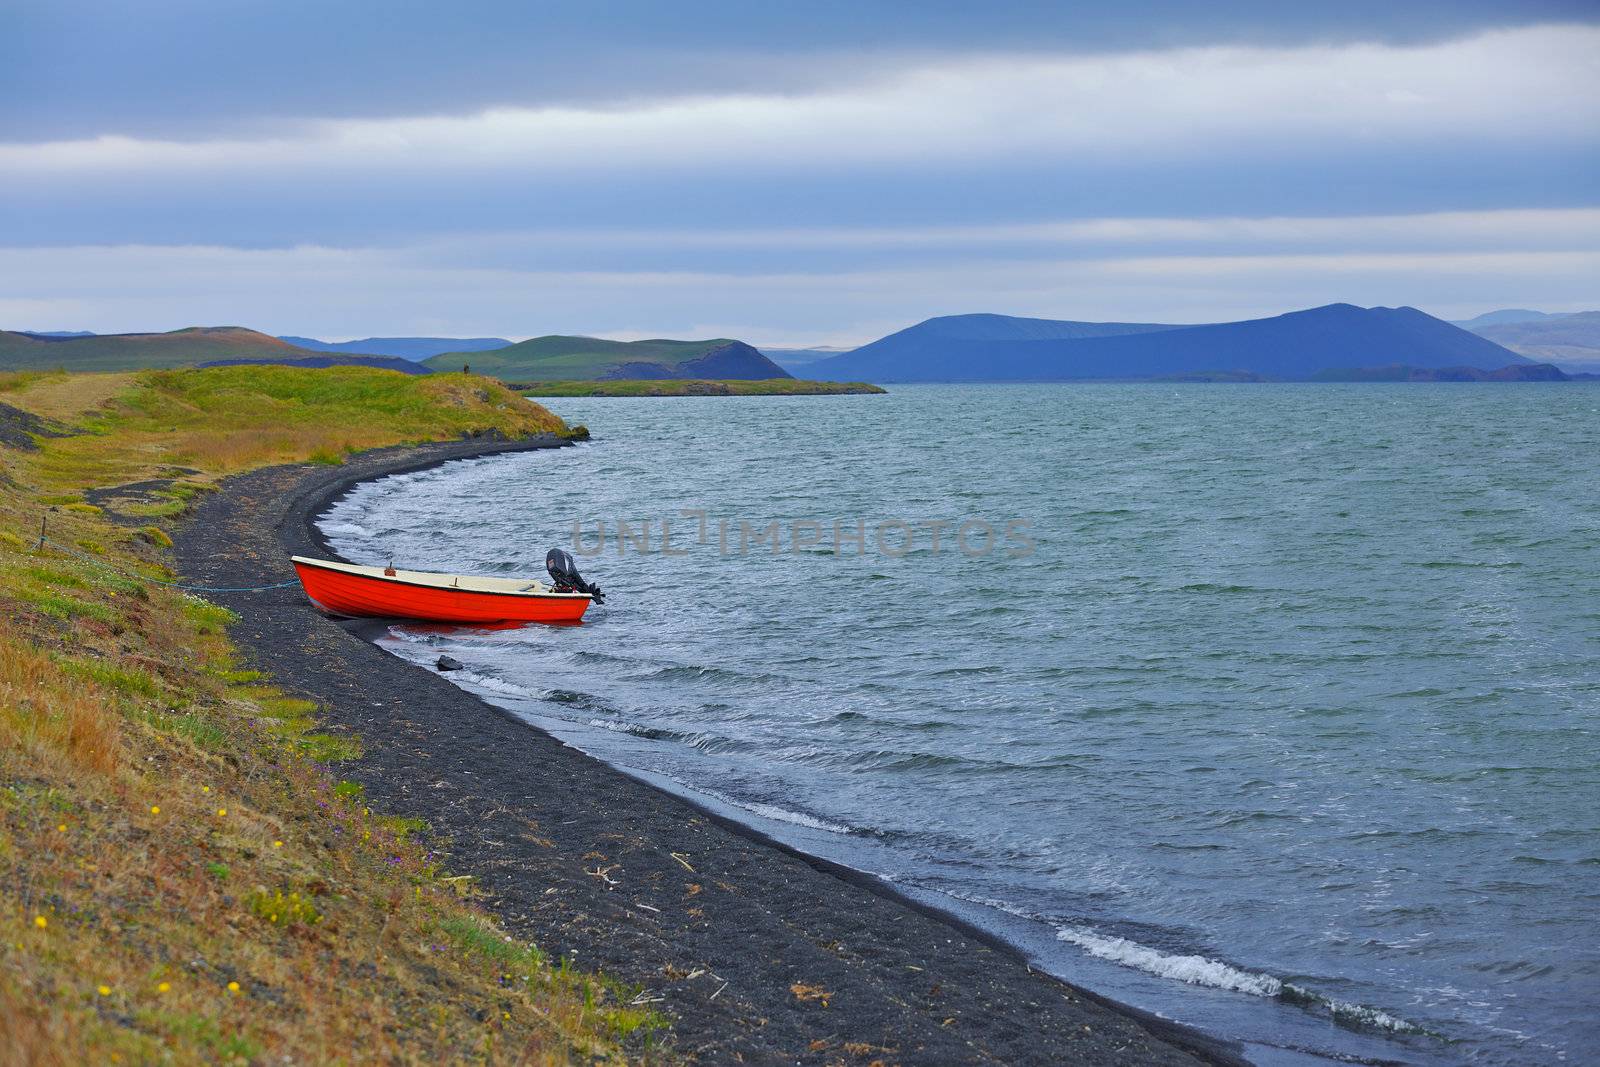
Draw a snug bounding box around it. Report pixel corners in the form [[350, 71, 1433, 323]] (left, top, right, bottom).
[[546, 548, 605, 604]]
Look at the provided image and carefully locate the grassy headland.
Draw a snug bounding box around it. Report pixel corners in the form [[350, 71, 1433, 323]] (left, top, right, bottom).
[[518, 378, 886, 397], [0, 367, 658, 1064]]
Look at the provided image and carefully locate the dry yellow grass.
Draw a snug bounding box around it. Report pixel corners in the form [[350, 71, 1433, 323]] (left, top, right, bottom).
[[1, 371, 134, 419], [0, 368, 663, 1064]]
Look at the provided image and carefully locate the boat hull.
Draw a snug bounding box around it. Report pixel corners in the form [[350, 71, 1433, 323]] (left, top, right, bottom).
[[292, 559, 590, 625]]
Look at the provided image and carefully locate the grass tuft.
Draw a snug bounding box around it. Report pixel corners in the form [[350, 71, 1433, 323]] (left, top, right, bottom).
[[249, 887, 323, 927]]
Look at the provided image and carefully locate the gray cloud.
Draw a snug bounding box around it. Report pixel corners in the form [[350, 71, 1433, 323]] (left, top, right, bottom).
[[3, 10, 1595, 340], [4, 1, 1595, 139]]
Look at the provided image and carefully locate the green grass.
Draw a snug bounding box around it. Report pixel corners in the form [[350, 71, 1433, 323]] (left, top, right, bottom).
[[122, 499, 185, 517], [441, 914, 538, 967], [13, 585, 117, 622], [521, 378, 887, 397], [57, 657, 161, 699]]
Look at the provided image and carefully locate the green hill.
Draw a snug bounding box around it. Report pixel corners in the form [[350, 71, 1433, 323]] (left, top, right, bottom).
[[0, 327, 321, 372], [424, 335, 792, 380]]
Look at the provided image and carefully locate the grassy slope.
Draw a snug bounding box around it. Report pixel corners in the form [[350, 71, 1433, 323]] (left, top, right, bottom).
[[0, 367, 659, 1064], [0, 328, 322, 373], [520, 379, 886, 397], [424, 337, 734, 380]]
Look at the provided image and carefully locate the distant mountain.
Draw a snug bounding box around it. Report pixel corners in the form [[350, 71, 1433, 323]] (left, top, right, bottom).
[[1450, 309, 1558, 329], [0, 326, 320, 372], [1456, 311, 1600, 370], [803, 304, 1527, 382], [426, 336, 791, 381], [867, 312, 1183, 346], [757, 346, 854, 371], [763, 322, 1177, 371], [19, 330, 97, 339], [278, 335, 513, 360], [200, 354, 431, 374], [802, 313, 1186, 381]]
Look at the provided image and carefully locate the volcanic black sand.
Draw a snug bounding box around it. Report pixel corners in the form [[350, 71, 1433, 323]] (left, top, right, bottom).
[[175, 435, 1248, 1066]]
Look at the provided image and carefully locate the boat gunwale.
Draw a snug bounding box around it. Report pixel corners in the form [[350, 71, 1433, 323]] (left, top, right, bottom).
[[290, 555, 592, 601]]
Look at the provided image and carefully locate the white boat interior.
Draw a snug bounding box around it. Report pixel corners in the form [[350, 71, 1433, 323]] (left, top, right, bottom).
[[291, 556, 589, 597]]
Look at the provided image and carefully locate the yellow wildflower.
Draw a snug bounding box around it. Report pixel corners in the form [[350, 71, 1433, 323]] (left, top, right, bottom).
[[150, 805, 160, 815], [57, 824, 66, 832], [217, 808, 227, 817], [158, 982, 170, 993], [272, 840, 283, 848], [227, 981, 240, 994], [33, 915, 47, 929], [97, 985, 111, 996]]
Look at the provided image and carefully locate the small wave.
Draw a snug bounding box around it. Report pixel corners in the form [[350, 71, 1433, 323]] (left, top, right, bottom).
[[928, 665, 1005, 677], [1057, 926, 1283, 996], [644, 663, 772, 685], [1054, 927, 1421, 1034], [842, 749, 1085, 775], [689, 785, 855, 834], [320, 521, 374, 539], [384, 628, 441, 646], [454, 670, 539, 699], [543, 688, 622, 714], [580, 714, 749, 754], [738, 800, 855, 834], [569, 649, 640, 666], [586, 718, 692, 743]]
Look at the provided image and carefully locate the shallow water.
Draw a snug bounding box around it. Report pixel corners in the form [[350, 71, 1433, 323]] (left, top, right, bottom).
[[321, 384, 1600, 1065]]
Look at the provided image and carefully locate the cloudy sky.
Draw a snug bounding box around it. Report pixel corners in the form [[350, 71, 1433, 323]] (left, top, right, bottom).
[[3, 1, 1597, 345]]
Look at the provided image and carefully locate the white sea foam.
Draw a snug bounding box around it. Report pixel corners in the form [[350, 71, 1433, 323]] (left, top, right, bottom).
[[454, 670, 538, 699], [1320, 999, 1419, 1034], [739, 800, 855, 834], [320, 521, 374, 539], [690, 785, 855, 834], [383, 629, 438, 646], [1056, 926, 1285, 997], [1054, 925, 1420, 1033], [589, 717, 639, 734]]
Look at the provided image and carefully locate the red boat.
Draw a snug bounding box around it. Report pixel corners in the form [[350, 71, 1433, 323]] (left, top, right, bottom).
[[291, 554, 598, 625]]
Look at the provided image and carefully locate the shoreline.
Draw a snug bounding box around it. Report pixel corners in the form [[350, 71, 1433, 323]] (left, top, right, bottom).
[[176, 433, 1248, 1066]]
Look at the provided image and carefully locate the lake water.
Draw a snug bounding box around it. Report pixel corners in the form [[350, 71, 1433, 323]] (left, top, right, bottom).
[[320, 384, 1600, 1066]]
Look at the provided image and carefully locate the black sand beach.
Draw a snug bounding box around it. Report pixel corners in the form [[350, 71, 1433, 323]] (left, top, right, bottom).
[[175, 435, 1246, 1066]]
